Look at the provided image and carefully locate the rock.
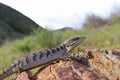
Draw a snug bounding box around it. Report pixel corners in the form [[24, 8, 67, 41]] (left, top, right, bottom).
[[14, 49, 120, 80], [15, 72, 30, 80], [88, 49, 120, 80], [35, 60, 108, 80]]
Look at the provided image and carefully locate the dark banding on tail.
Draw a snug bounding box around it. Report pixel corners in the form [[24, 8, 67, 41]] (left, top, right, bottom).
[[0, 66, 15, 80], [0, 61, 21, 80]]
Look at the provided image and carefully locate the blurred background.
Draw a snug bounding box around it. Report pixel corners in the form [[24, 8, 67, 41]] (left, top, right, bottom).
[[0, 0, 120, 79], [1, 0, 120, 29]]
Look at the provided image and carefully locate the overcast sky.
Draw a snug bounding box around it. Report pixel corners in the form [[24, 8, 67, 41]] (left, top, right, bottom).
[[0, 0, 120, 30]]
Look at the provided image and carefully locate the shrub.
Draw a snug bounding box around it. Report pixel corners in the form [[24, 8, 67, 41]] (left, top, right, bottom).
[[12, 38, 34, 53], [84, 13, 108, 28], [34, 29, 63, 49]]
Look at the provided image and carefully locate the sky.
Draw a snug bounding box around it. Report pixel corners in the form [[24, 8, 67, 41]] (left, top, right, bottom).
[[0, 0, 120, 30]]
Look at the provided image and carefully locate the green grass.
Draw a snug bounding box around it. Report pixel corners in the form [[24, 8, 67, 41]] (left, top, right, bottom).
[[85, 24, 120, 49], [0, 23, 120, 80]]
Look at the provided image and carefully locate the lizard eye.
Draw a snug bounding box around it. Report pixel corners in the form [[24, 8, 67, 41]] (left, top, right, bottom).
[[66, 45, 70, 47]]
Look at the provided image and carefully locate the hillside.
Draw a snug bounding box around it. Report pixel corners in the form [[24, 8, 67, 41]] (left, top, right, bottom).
[[55, 27, 75, 32], [0, 3, 42, 44]]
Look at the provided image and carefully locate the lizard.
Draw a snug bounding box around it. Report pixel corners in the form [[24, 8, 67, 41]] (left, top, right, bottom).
[[0, 36, 86, 80]]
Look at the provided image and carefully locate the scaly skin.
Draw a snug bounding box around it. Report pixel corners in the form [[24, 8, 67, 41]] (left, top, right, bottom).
[[0, 36, 86, 80]]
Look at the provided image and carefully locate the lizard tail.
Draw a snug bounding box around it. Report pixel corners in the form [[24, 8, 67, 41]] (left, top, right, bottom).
[[0, 65, 15, 80]]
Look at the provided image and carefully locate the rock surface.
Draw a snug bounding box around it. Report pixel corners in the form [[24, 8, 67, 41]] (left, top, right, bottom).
[[15, 49, 120, 80]]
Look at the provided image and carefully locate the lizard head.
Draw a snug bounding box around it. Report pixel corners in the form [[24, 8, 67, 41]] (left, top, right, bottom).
[[63, 36, 86, 53]]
